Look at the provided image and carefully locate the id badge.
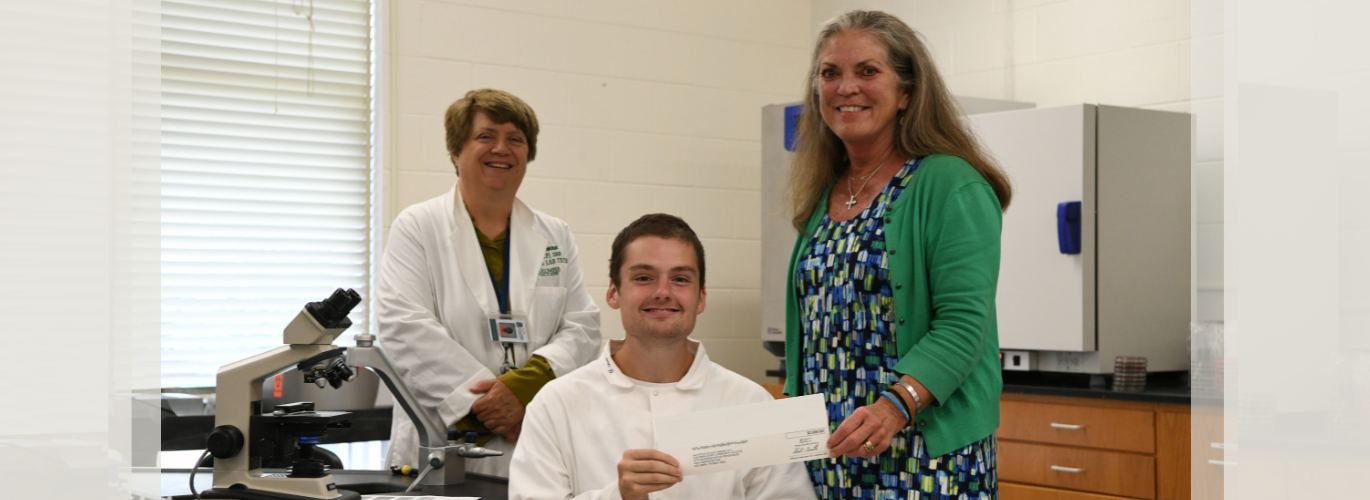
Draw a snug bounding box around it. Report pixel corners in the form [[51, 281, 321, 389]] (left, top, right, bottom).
[[487, 313, 530, 344]]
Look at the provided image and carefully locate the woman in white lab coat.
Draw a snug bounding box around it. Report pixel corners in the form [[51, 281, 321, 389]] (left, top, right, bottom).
[[378, 89, 601, 477]]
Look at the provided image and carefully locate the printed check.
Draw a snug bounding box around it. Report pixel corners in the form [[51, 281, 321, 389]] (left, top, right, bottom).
[[654, 394, 829, 476]]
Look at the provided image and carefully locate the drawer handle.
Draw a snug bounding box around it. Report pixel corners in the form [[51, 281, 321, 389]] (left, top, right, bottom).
[[1050, 423, 1085, 430], [1211, 442, 1236, 450], [1051, 465, 1086, 473], [1208, 460, 1237, 467]]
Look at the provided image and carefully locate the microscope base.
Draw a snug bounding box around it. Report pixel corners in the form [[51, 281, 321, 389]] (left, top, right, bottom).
[[201, 487, 362, 500]]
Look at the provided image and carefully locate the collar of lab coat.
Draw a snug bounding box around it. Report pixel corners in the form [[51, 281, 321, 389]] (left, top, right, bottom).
[[599, 339, 709, 391], [447, 182, 549, 316]]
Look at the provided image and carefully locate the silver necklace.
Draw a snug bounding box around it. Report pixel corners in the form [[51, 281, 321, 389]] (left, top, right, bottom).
[[844, 149, 895, 211]]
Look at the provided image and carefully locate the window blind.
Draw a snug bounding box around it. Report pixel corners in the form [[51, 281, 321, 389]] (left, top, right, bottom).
[[160, 0, 372, 388]]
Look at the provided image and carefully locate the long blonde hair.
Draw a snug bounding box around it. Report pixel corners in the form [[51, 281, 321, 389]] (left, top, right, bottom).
[[786, 10, 1012, 232]]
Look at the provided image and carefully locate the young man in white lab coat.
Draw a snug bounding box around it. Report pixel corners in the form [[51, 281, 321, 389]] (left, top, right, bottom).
[[508, 214, 817, 500]]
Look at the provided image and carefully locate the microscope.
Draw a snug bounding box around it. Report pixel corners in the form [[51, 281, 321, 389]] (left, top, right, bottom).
[[202, 289, 501, 499]]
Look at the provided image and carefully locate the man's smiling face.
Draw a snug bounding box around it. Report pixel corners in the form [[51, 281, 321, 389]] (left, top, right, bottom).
[[607, 236, 707, 343]]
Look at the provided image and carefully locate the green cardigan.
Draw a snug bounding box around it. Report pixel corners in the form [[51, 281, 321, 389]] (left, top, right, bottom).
[[783, 153, 1003, 458]]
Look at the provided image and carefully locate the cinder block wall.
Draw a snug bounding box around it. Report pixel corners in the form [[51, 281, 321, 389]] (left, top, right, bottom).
[[813, 0, 1223, 322], [383, 0, 813, 383], [383, 0, 1225, 384]]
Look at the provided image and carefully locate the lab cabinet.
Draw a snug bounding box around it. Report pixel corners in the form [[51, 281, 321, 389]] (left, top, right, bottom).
[[1189, 405, 1226, 500], [969, 104, 1191, 373], [999, 393, 1192, 500]]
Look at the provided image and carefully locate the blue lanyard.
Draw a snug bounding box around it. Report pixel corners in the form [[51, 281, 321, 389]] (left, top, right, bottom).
[[487, 228, 515, 373], [485, 229, 511, 314]]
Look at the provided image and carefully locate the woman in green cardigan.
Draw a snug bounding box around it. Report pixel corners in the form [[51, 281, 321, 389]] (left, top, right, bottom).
[[784, 10, 1012, 499]]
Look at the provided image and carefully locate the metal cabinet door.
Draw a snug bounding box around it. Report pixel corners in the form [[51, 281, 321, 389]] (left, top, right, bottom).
[[969, 104, 1096, 351]]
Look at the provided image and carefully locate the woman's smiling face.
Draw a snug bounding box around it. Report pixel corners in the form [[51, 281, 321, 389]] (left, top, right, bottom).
[[816, 30, 910, 149], [452, 109, 529, 196]]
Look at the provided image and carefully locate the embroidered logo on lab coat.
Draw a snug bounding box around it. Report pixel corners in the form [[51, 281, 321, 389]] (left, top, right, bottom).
[[539, 245, 566, 277]]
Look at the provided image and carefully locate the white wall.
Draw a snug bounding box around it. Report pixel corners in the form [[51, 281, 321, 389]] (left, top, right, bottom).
[[383, 0, 813, 382], [812, 0, 1224, 322], [383, 0, 1230, 384]]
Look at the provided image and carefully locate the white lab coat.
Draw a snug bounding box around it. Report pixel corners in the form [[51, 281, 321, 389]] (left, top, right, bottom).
[[379, 184, 601, 477], [508, 340, 819, 500]]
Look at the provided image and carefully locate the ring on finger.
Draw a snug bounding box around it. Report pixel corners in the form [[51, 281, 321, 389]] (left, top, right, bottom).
[[863, 441, 875, 453]]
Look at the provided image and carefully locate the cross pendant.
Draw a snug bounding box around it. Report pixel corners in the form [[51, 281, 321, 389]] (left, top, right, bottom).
[[845, 196, 858, 210]]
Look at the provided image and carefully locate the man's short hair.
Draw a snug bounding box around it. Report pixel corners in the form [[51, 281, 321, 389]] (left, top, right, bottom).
[[444, 88, 540, 163], [609, 214, 706, 289]]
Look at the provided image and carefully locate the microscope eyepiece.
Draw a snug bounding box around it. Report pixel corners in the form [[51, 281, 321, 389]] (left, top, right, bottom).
[[320, 288, 361, 320], [307, 288, 362, 329]]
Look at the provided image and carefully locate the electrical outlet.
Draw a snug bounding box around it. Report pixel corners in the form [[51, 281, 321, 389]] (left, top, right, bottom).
[[1001, 350, 1034, 371]]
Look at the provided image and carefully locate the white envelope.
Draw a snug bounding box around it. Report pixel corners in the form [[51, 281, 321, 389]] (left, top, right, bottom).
[[654, 394, 830, 476]]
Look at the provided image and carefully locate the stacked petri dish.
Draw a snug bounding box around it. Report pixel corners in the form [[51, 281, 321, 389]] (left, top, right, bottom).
[[1112, 356, 1147, 392]]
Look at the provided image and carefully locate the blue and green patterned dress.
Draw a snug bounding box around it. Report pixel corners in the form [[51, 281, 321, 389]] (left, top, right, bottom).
[[798, 158, 997, 500]]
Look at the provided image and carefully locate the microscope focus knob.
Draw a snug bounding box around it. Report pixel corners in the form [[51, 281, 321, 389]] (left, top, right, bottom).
[[428, 450, 444, 468], [206, 425, 244, 459]]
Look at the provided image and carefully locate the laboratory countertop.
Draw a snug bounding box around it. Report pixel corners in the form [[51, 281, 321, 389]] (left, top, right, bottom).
[[1000, 370, 1203, 406], [162, 372, 1206, 451], [162, 408, 392, 451], [151, 468, 507, 500]]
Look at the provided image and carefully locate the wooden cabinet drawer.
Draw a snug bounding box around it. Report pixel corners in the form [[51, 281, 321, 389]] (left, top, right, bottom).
[[1155, 411, 1190, 500], [1001, 481, 1138, 500], [1190, 408, 1226, 500], [1001, 400, 1156, 453], [999, 441, 1156, 499]]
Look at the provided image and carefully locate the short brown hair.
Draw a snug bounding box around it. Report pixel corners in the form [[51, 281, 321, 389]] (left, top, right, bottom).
[[444, 89, 540, 165], [609, 214, 706, 289]]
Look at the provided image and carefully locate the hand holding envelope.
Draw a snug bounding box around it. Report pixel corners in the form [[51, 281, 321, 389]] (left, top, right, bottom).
[[616, 449, 684, 500], [653, 394, 830, 476], [825, 396, 907, 459]]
